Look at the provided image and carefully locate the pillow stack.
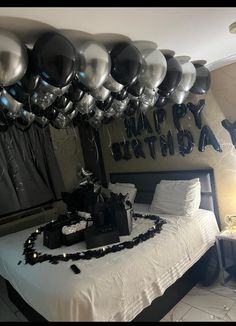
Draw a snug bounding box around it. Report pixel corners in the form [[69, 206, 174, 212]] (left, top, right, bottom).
[[108, 182, 137, 205], [150, 178, 201, 217]]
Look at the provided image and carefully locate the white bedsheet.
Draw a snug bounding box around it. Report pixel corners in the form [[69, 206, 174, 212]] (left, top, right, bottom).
[[0, 208, 219, 321]]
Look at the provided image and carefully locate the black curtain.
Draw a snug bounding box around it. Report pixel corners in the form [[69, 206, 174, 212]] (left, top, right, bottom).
[[0, 123, 65, 217]]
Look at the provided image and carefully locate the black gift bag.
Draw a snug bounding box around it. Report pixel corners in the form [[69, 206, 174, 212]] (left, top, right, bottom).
[[107, 192, 133, 236], [113, 207, 133, 236]]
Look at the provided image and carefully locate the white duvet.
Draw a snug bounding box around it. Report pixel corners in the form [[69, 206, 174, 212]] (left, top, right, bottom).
[[0, 206, 219, 321]]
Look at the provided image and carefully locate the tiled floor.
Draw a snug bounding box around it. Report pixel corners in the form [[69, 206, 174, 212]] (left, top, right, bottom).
[[1, 274, 236, 322], [161, 278, 236, 322]]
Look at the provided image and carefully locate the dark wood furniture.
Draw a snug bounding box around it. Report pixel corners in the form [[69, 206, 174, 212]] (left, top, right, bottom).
[[4, 168, 220, 321]]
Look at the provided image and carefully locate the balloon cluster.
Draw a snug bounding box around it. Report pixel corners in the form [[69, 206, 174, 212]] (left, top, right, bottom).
[[0, 30, 211, 130]]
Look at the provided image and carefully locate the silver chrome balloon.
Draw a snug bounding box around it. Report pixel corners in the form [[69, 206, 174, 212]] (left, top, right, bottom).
[[133, 41, 167, 89], [0, 89, 23, 118], [88, 107, 104, 127], [104, 106, 116, 118], [0, 30, 28, 86], [68, 108, 79, 120], [103, 74, 124, 93], [19, 108, 36, 124], [31, 90, 57, 109], [76, 40, 111, 90], [111, 98, 129, 118], [58, 101, 73, 114], [35, 116, 49, 127], [175, 56, 196, 92], [76, 93, 95, 115], [91, 85, 110, 101], [39, 78, 63, 96], [53, 112, 70, 129], [170, 89, 189, 105]]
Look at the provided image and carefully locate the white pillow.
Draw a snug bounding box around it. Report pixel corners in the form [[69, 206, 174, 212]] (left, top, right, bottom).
[[160, 178, 201, 211], [150, 179, 201, 217], [116, 182, 136, 188], [108, 182, 137, 205]]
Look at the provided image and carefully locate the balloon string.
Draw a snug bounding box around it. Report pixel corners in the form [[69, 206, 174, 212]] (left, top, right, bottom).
[[91, 130, 99, 164], [106, 126, 113, 155]]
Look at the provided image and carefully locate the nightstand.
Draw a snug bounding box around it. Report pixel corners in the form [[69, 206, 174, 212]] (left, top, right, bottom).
[[216, 230, 236, 287]]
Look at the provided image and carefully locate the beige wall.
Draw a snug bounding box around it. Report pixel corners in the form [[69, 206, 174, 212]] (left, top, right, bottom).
[[99, 62, 236, 228], [50, 126, 84, 192]]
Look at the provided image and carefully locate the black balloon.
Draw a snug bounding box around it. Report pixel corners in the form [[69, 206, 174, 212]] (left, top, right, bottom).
[[96, 94, 114, 111], [158, 50, 182, 97], [54, 96, 70, 109], [128, 80, 145, 97], [124, 99, 139, 117], [65, 82, 84, 103], [222, 119, 236, 148], [110, 42, 142, 86], [144, 136, 157, 159], [43, 107, 59, 122], [111, 87, 128, 101], [190, 62, 211, 94], [172, 103, 187, 131], [187, 99, 205, 129], [120, 140, 132, 160], [160, 130, 175, 157], [153, 108, 166, 134], [154, 94, 169, 108], [111, 143, 122, 161], [177, 129, 194, 156], [18, 48, 40, 93], [131, 138, 145, 158], [198, 125, 222, 152], [32, 32, 77, 88], [5, 83, 29, 105]]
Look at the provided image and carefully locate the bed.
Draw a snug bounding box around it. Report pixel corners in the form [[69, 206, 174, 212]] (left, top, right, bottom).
[[0, 169, 220, 321]]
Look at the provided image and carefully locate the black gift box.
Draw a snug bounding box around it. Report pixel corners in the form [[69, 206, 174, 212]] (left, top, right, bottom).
[[84, 226, 120, 249], [62, 229, 85, 246], [43, 228, 62, 249], [113, 208, 133, 236]]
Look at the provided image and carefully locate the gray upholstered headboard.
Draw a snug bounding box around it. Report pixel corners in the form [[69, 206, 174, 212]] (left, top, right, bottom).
[[110, 169, 220, 228]]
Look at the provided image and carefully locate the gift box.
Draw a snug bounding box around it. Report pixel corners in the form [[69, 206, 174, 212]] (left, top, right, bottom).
[[43, 227, 62, 249], [84, 226, 120, 249], [62, 229, 85, 246]]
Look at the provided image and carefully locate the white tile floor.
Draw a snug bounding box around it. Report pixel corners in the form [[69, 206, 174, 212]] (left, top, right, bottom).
[[1, 274, 236, 322]]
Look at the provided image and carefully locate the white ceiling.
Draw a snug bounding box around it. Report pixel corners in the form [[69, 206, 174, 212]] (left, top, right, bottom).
[[1, 7, 236, 71]]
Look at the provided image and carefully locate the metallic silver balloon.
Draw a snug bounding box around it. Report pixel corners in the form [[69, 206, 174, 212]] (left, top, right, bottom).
[[0, 30, 28, 86], [133, 41, 167, 89], [88, 108, 104, 128], [57, 101, 73, 114], [91, 85, 110, 101], [104, 106, 116, 118], [76, 93, 95, 115], [112, 98, 129, 118], [19, 108, 36, 124], [170, 89, 189, 105], [175, 56, 196, 92], [31, 90, 57, 110], [35, 116, 49, 127], [52, 112, 70, 129], [76, 40, 111, 90], [39, 78, 64, 96], [67, 108, 79, 120], [139, 91, 158, 113], [103, 74, 124, 93], [0, 89, 23, 118]]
